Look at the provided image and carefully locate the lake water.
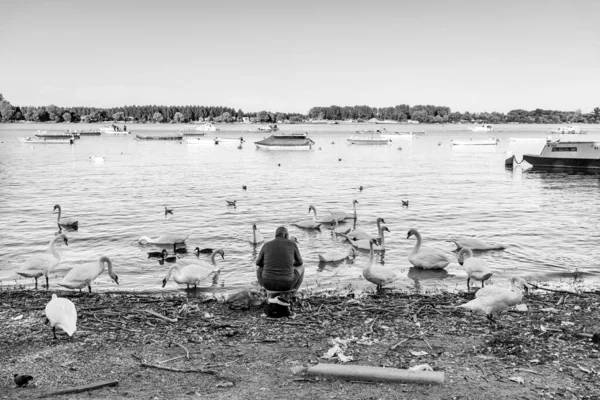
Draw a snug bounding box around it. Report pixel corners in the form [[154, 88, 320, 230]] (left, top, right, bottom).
[[1, 122, 599, 295]]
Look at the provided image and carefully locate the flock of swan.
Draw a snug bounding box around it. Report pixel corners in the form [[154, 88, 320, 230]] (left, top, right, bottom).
[[16, 201, 529, 339]]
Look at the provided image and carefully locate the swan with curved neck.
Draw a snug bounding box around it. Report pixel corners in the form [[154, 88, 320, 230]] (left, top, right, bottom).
[[53, 204, 78, 227], [249, 223, 264, 244], [293, 205, 322, 229], [458, 276, 530, 324], [363, 239, 400, 290], [18, 234, 68, 289], [329, 200, 359, 222], [407, 228, 451, 270], [45, 294, 77, 339], [58, 256, 119, 293], [311, 205, 337, 224], [138, 233, 189, 245], [318, 246, 355, 263], [162, 249, 225, 289], [458, 247, 493, 289], [350, 226, 389, 251], [345, 217, 386, 241]]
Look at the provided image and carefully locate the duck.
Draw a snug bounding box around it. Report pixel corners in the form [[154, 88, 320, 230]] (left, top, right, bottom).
[[407, 229, 451, 270], [401, 200, 409, 207], [162, 249, 225, 289], [53, 204, 78, 227], [350, 226, 390, 251], [194, 247, 214, 255], [359, 186, 363, 192], [226, 200, 237, 207], [363, 239, 401, 290], [451, 237, 506, 251], [318, 246, 355, 263], [138, 233, 189, 245], [45, 293, 77, 339], [331, 219, 351, 236], [242, 185, 247, 190], [249, 223, 264, 244], [293, 205, 322, 230], [161, 252, 178, 263], [329, 200, 359, 222], [148, 249, 167, 258], [57, 256, 119, 293], [458, 247, 493, 289], [457, 276, 530, 324], [165, 207, 173, 215], [344, 217, 386, 241], [17, 234, 68, 289], [173, 243, 187, 254]]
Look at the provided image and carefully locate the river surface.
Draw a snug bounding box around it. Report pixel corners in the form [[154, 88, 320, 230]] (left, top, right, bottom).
[[1, 122, 599, 295]]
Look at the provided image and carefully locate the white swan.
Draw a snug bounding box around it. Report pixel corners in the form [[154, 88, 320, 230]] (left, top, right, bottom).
[[407, 229, 451, 270], [350, 226, 390, 251], [363, 239, 401, 290], [311, 205, 338, 224], [344, 217, 386, 241], [457, 276, 529, 323], [458, 247, 493, 289], [45, 294, 77, 339], [53, 204, 78, 227], [162, 249, 224, 289], [249, 223, 264, 244], [17, 234, 68, 289], [451, 237, 506, 251], [57, 256, 119, 293], [138, 233, 189, 245], [293, 205, 322, 229], [331, 219, 351, 235], [318, 246, 355, 263], [329, 200, 359, 221]]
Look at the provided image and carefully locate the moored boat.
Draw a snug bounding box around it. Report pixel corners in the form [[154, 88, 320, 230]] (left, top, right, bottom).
[[549, 125, 587, 135], [468, 124, 494, 132], [522, 136, 600, 170], [190, 123, 220, 132], [245, 124, 279, 133], [100, 125, 130, 135], [451, 138, 499, 146], [18, 137, 74, 144], [254, 132, 314, 150], [73, 129, 102, 136], [347, 134, 392, 145], [135, 134, 183, 141], [34, 130, 80, 139]]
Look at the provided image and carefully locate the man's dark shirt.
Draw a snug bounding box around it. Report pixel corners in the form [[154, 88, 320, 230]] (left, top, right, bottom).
[[256, 237, 303, 283]]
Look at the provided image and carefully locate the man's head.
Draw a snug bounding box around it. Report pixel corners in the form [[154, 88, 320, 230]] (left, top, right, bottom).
[[275, 226, 289, 239]]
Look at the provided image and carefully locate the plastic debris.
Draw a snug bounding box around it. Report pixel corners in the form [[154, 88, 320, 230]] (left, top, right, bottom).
[[509, 376, 524, 384], [409, 364, 434, 371], [409, 350, 429, 357]]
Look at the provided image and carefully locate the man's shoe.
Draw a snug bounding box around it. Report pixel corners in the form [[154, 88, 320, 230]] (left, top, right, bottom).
[[268, 296, 290, 307]]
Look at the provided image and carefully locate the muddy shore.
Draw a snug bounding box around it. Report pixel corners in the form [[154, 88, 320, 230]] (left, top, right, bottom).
[[1, 286, 599, 399]]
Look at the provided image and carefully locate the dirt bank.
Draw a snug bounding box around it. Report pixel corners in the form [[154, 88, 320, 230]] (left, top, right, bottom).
[[1, 287, 599, 399]]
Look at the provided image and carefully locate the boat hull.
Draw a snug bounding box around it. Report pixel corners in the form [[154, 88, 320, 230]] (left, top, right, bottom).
[[452, 139, 498, 146], [136, 135, 182, 141], [347, 138, 391, 145], [523, 155, 600, 169], [255, 144, 312, 151], [18, 137, 72, 144]]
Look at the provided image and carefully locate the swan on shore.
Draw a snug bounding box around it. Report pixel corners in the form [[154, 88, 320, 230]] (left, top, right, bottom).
[[53, 204, 78, 227], [293, 205, 322, 229], [451, 237, 506, 251], [138, 233, 189, 245], [363, 239, 400, 290], [249, 223, 264, 244], [162, 249, 224, 289], [344, 217, 386, 241], [57, 256, 119, 293], [17, 234, 68, 289], [457, 276, 530, 324], [45, 294, 77, 339], [458, 247, 493, 289], [318, 246, 355, 263], [407, 229, 451, 270], [350, 226, 390, 251]]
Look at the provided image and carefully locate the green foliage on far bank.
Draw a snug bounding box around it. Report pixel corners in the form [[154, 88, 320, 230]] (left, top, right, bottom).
[[0, 93, 598, 124]]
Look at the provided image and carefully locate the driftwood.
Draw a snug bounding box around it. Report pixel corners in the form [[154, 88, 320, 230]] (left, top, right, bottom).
[[38, 380, 118, 398], [140, 363, 216, 375], [307, 364, 444, 384]]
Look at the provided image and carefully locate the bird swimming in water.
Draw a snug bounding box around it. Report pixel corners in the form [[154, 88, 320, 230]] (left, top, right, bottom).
[[338, 158, 342, 161], [14, 374, 34, 387], [194, 247, 214, 255], [359, 186, 363, 192], [148, 249, 167, 258], [402, 200, 409, 207], [173, 243, 187, 254], [226, 200, 237, 207], [242, 185, 247, 190], [165, 207, 173, 215]]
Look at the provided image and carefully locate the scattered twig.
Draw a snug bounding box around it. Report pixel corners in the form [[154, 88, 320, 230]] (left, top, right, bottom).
[[143, 310, 177, 323], [158, 355, 185, 364], [514, 368, 542, 375], [422, 337, 433, 350], [38, 380, 118, 398], [390, 338, 410, 350], [171, 341, 190, 359], [528, 283, 584, 297], [140, 363, 216, 375]]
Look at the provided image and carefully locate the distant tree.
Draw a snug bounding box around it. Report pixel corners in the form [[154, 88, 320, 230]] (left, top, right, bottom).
[[173, 112, 185, 123], [220, 112, 232, 123], [152, 112, 164, 123], [112, 111, 125, 121], [237, 109, 244, 121], [0, 93, 4, 101], [0, 99, 15, 122], [256, 110, 269, 122], [62, 112, 72, 123]]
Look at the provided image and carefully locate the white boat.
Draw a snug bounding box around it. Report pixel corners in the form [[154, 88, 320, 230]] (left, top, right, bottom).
[[189, 123, 219, 132], [215, 136, 245, 146], [100, 125, 130, 135], [18, 137, 74, 144], [245, 124, 279, 133], [452, 138, 499, 146], [521, 136, 600, 170], [34, 130, 80, 139], [549, 125, 587, 135], [347, 134, 392, 145], [254, 133, 314, 150], [468, 124, 494, 132]]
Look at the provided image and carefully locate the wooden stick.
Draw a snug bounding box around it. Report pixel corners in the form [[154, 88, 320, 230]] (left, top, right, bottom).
[[158, 355, 185, 364], [528, 283, 584, 297], [171, 341, 190, 359], [143, 310, 177, 323], [390, 338, 410, 350], [307, 364, 444, 385], [140, 363, 216, 375], [38, 380, 118, 398], [422, 337, 433, 350]]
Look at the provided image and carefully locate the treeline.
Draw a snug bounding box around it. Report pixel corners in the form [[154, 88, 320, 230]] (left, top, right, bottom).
[[1, 93, 599, 124]]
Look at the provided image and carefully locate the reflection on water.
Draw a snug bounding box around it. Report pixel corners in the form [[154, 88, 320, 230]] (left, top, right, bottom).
[[1, 123, 599, 295]]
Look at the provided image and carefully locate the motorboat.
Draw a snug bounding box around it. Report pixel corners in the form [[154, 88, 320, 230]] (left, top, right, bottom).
[[521, 136, 600, 169], [68, 129, 101, 136], [135, 134, 183, 141], [181, 129, 206, 136], [468, 124, 494, 132], [347, 134, 392, 145], [100, 125, 130, 135], [355, 128, 385, 134], [189, 123, 220, 132], [254, 132, 314, 150], [34, 130, 80, 139], [215, 136, 245, 146], [245, 124, 279, 133], [549, 125, 587, 135], [18, 137, 74, 144], [451, 137, 499, 146]]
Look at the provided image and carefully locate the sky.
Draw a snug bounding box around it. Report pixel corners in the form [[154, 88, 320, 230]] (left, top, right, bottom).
[[1, 0, 599, 114]]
